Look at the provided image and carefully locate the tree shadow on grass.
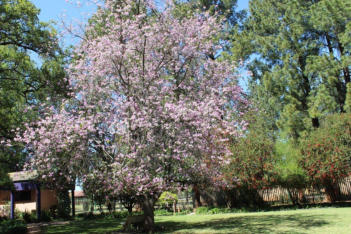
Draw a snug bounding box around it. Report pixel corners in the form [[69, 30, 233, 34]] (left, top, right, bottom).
[[44, 217, 124, 234], [156, 213, 331, 234]]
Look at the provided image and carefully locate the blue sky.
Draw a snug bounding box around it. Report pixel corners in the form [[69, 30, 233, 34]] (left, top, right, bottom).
[[31, 0, 249, 47]]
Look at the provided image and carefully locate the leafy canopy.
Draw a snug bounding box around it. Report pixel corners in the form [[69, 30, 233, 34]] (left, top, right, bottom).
[[0, 0, 68, 182]]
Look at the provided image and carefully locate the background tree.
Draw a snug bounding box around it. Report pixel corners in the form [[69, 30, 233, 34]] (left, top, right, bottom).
[[232, 0, 351, 141], [174, 0, 246, 25], [0, 0, 69, 182]]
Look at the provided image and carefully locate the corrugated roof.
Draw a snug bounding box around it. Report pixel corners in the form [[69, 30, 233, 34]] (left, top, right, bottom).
[[74, 191, 85, 198], [8, 170, 38, 182]]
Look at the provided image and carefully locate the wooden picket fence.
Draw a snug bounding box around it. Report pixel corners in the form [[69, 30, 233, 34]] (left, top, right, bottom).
[[259, 177, 351, 205]]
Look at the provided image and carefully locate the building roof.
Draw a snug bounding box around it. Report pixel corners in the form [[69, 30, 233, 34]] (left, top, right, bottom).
[[74, 191, 85, 198], [8, 170, 38, 182]]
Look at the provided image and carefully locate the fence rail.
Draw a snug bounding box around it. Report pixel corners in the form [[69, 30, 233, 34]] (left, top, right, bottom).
[[259, 177, 351, 205]]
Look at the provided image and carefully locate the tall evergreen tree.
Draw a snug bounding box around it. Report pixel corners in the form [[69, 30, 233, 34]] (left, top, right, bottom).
[[176, 0, 246, 25], [232, 0, 351, 140]]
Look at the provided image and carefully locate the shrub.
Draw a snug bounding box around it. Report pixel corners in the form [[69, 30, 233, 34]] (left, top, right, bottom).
[[0, 219, 27, 234], [300, 113, 351, 202], [208, 208, 220, 214], [82, 212, 98, 220], [224, 131, 276, 208], [154, 209, 173, 216], [20, 211, 34, 223], [195, 206, 209, 215], [176, 210, 192, 215], [112, 211, 129, 219], [49, 205, 58, 219], [80, 210, 133, 220], [274, 140, 309, 205], [40, 210, 52, 222]]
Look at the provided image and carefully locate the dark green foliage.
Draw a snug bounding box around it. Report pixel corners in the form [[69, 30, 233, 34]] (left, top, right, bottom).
[[0, 219, 27, 234], [300, 113, 351, 202], [111, 211, 130, 219], [232, 0, 351, 141], [40, 210, 52, 222], [154, 209, 192, 216], [49, 205, 58, 219], [20, 211, 35, 223], [174, 0, 247, 25], [224, 187, 266, 209], [57, 190, 71, 219], [19, 210, 51, 223], [77, 210, 140, 220], [0, 170, 13, 189]]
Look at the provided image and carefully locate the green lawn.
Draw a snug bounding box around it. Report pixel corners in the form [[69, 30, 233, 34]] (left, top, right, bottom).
[[45, 207, 351, 233]]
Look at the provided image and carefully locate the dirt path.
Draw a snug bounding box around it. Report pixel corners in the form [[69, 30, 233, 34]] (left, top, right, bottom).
[[27, 221, 70, 234]]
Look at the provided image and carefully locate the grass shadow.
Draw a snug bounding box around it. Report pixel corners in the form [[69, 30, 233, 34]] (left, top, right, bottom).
[[44, 210, 334, 233], [156, 213, 331, 233], [44, 216, 124, 234]]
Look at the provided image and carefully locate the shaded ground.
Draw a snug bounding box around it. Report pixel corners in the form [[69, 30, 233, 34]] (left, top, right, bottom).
[[28, 221, 70, 234], [156, 213, 329, 233], [43, 217, 123, 234]]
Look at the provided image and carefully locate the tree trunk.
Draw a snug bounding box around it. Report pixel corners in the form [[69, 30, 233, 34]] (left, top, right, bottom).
[[57, 190, 71, 219], [312, 117, 319, 128], [193, 184, 202, 208], [127, 206, 133, 214], [298, 189, 307, 204], [324, 179, 341, 203], [287, 188, 299, 206], [173, 201, 177, 214], [142, 195, 155, 233], [90, 197, 94, 213], [99, 203, 103, 214]]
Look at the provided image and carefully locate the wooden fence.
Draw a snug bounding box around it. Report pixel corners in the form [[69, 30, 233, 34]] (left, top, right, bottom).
[[259, 177, 351, 205], [73, 178, 351, 214], [74, 191, 193, 214]]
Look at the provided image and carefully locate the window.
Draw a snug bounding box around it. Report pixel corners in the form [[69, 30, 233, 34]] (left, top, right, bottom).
[[14, 191, 31, 202]]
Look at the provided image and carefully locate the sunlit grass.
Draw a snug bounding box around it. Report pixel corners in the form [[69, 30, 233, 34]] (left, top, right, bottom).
[[156, 207, 351, 233], [45, 207, 351, 233]]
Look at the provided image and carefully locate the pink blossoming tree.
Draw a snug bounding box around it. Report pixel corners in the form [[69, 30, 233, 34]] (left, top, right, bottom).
[[18, 0, 246, 230]]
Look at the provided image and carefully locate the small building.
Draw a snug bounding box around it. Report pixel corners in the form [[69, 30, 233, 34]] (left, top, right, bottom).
[[72, 190, 86, 205], [0, 171, 58, 219]]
